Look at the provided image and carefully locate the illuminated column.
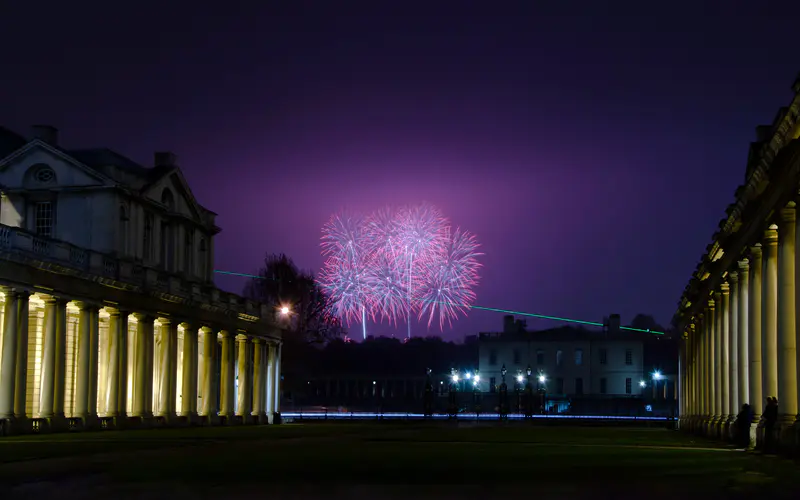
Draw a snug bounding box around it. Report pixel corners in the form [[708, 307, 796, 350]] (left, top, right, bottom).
[[12, 291, 30, 419], [144, 318, 154, 417], [251, 338, 265, 420], [158, 319, 177, 418], [737, 259, 750, 408], [777, 206, 798, 428], [705, 299, 715, 431], [52, 299, 67, 419], [729, 272, 739, 427], [713, 290, 722, 432], [220, 331, 234, 418], [0, 289, 20, 419], [762, 225, 779, 412], [106, 309, 127, 417], [266, 342, 276, 418], [38, 297, 59, 418], [87, 307, 100, 418], [74, 302, 93, 419], [749, 245, 764, 432], [200, 327, 216, 417], [236, 334, 251, 418], [132, 313, 152, 418], [273, 342, 282, 415], [720, 282, 731, 433], [180, 323, 198, 418]]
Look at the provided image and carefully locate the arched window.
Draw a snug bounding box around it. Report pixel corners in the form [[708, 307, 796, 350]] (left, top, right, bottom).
[[161, 188, 174, 212], [119, 205, 129, 255]]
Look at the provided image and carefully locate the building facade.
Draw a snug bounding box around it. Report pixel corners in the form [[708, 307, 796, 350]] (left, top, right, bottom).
[[674, 74, 800, 452], [0, 125, 283, 435], [477, 319, 646, 398]]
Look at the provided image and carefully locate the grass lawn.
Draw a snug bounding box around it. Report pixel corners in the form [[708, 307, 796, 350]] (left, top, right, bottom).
[[1, 423, 799, 498]]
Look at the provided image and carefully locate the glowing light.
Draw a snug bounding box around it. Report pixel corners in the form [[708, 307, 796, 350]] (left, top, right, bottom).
[[452, 374, 459, 382], [465, 372, 472, 380], [473, 375, 480, 383], [279, 306, 290, 316], [538, 374, 546, 384], [516, 375, 524, 383], [652, 371, 662, 381], [640, 380, 647, 388]]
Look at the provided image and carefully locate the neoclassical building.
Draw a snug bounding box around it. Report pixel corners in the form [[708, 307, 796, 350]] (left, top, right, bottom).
[[0, 125, 283, 435], [674, 74, 800, 451]]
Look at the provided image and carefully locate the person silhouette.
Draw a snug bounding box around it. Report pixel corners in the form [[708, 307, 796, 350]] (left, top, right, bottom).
[[763, 397, 778, 454]]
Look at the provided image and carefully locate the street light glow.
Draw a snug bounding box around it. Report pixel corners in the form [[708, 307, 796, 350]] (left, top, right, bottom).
[[516, 374, 524, 383], [279, 305, 290, 316], [473, 374, 480, 383], [465, 372, 472, 380], [452, 374, 459, 382], [538, 374, 546, 384], [652, 371, 662, 381], [640, 380, 647, 388]]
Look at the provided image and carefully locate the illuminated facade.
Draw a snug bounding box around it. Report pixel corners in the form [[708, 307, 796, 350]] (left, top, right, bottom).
[[0, 125, 283, 435], [674, 74, 800, 451]]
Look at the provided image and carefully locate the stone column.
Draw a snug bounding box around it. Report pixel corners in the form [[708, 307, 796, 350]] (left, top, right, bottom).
[[713, 291, 722, 434], [705, 300, 715, 433], [749, 245, 764, 446], [236, 334, 251, 419], [180, 323, 198, 418], [53, 299, 67, 419], [251, 338, 265, 420], [144, 318, 154, 417], [106, 309, 126, 418], [132, 313, 152, 418], [720, 282, 731, 435], [763, 225, 779, 412], [266, 342, 276, 417], [200, 327, 217, 418], [88, 307, 100, 419], [738, 260, 750, 409], [74, 302, 93, 419], [0, 289, 20, 419], [158, 318, 178, 418], [219, 331, 234, 418], [729, 272, 739, 430], [117, 310, 129, 419], [777, 207, 798, 432], [13, 291, 30, 419], [273, 342, 282, 415], [38, 297, 59, 418]]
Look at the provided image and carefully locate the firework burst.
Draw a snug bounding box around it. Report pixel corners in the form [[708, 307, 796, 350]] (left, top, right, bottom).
[[318, 204, 483, 337]]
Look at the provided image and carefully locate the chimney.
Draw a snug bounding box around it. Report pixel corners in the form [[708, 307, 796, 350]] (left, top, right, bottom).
[[31, 125, 59, 145], [154, 151, 177, 168], [503, 315, 515, 334], [608, 314, 621, 334]]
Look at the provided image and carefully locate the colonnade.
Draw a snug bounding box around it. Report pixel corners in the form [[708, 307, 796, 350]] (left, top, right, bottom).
[[0, 286, 281, 433], [680, 203, 800, 450]]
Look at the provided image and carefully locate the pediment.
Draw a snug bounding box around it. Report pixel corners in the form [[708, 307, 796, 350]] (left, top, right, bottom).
[[0, 140, 111, 190], [142, 167, 204, 221]]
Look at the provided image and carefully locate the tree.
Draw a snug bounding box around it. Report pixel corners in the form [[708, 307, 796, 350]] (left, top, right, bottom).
[[244, 253, 344, 344]]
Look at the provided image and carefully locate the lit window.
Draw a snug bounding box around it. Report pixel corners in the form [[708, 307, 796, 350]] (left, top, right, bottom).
[[35, 202, 54, 237]]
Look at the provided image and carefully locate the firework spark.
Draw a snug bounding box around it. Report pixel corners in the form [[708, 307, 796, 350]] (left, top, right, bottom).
[[318, 204, 482, 336]]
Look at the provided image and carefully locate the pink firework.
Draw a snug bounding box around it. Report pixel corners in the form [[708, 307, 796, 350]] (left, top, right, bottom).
[[363, 251, 409, 325], [414, 227, 483, 330], [317, 255, 370, 337]]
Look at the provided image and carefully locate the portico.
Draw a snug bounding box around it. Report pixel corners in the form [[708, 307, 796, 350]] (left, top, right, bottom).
[[676, 73, 800, 452]]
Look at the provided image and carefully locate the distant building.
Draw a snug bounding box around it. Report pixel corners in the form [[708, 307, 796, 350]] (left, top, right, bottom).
[[477, 315, 645, 399]]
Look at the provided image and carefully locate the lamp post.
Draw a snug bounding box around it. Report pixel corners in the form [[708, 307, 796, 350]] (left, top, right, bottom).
[[515, 369, 524, 414], [448, 368, 458, 419], [652, 370, 662, 400], [423, 367, 433, 419], [537, 373, 547, 414], [524, 365, 533, 419], [473, 369, 482, 417], [499, 364, 508, 420]]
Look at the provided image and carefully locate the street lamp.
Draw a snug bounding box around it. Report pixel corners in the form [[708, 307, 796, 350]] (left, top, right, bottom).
[[499, 364, 508, 419], [652, 370, 663, 400]]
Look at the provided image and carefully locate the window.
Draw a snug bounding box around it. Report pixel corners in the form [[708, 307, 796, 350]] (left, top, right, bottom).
[[184, 229, 193, 275], [161, 221, 174, 270], [143, 214, 154, 260], [599, 348, 607, 365], [625, 349, 633, 365], [35, 202, 54, 237], [574, 349, 583, 366], [625, 378, 632, 394], [34, 167, 55, 183], [199, 238, 207, 279], [536, 349, 544, 365], [161, 188, 174, 211], [556, 350, 563, 367], [555, 377, 564, 394], [489, 349, 497, 366], [600, 378, 607, 394], [489, 377, 496, 393], [575, 378, 583, 395], [119, 206, 129, 254], [513, 349, 521, 365]]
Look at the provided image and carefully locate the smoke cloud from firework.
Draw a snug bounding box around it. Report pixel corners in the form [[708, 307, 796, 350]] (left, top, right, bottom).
[[317, 203, 482, 338]]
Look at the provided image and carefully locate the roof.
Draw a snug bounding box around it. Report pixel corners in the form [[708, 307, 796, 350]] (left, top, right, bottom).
[[478, 325, 646, 343]]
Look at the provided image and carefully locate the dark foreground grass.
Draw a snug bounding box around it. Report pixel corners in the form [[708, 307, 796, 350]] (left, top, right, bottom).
[[1, 423, 799, 499]]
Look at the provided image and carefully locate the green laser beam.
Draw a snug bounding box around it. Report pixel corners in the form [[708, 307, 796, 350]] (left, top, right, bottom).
[[215, 269, 664, 335]]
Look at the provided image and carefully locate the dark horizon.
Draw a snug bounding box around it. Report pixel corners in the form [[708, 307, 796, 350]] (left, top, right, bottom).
[[4, 1, 800, 340]]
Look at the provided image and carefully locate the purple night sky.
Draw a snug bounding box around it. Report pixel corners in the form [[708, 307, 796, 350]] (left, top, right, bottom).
[[3, 1, 800, 340]]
